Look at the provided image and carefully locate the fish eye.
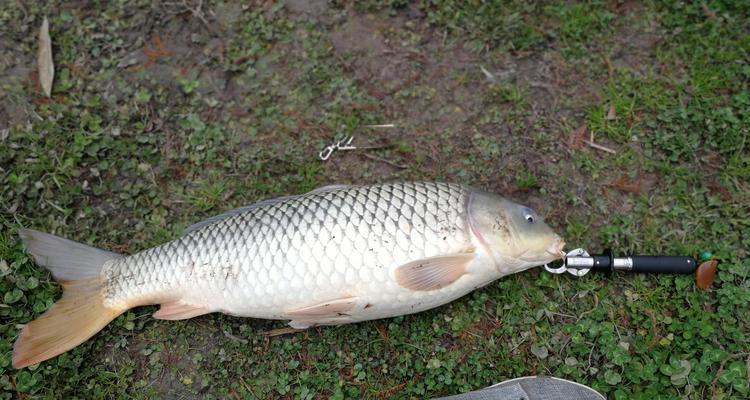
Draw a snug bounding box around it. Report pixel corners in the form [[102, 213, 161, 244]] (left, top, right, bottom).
[[522, 208, 535, 223]]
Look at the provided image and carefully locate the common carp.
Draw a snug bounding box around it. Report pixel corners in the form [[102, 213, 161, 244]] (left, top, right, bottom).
[[13, 182, 564, 368]]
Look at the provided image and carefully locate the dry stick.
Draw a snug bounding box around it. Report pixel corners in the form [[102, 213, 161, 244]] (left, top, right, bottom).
[[15, 0, 27, 18], [479, 65, 495, 81], [584, 140, 617, 154], [363, 124, 396, 128], [164, 0, 215, 34], [576, 293, 599, 320], [355, 144, 395, 151], [363, 153, 408, 169], [185, 0, 215, 34], [223, 330, 248, 344], [262, 326, 304, 337], [711, 359, 726, 399]]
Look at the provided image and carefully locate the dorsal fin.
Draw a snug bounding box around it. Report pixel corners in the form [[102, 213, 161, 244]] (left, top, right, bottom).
[[183, 184, 352, 234]]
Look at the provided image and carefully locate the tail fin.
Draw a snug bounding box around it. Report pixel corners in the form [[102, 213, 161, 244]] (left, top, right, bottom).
[[13, 229, 125, 369]]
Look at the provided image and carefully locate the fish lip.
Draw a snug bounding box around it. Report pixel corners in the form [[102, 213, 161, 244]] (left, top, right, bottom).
[[546, 235, 566, 259]]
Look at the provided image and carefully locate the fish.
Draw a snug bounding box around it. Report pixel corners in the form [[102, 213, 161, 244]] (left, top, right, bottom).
[[12, 182, 565, 368]]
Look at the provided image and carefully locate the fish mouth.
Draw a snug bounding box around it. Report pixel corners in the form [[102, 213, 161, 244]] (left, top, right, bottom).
[[546, 235, 566, 259], [514, 235, 565, 264]]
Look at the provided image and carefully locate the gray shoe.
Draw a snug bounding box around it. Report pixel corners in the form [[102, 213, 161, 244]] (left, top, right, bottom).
[[434, 376, 605, 400]]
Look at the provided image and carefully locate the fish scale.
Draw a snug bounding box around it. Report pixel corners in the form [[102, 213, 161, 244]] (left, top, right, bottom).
[[100, 182, 476, 320]]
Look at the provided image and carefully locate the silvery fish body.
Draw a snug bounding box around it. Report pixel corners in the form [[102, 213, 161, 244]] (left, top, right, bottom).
[[13, 182, 563, 368], [104, 183, 497, 325]]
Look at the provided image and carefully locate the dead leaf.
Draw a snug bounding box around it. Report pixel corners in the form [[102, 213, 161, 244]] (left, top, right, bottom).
[[707, 180, 732, 201], [696, 260, 718, 289], [606, 105, 617, 120], [143, 36, 172, 68], [608, 175, 642, 194], [38, 17, 54, 97], [702, 3, 718, 20]]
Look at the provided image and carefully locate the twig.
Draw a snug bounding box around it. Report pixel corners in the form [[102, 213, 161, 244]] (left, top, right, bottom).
[[577, 293, 599, 320], [355, 144, 394, 150], [163, 0, 215, 34], [184, 0, 212, 32], [528, 80, 556, 94], [548, 311, 577, 320], [584, 140, 617, 154], [363, 124, 395, 128], [45, 199, 66, 214], [15, 0, 27, 19], [508, 338, 526, 353], [479, 65, 495, 81], [240, 377, 259, 399], [587, 344, 596, 370], [558, 334, 572, 355], [395, 341, 426, 353], [262, 326, 304, 336], [363, 153, 408, 169], [710, 359, 726, 399], [223, 330, 248, 344]]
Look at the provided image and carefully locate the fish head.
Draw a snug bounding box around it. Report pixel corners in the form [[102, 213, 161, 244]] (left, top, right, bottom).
[[468, 189, 565, 274]]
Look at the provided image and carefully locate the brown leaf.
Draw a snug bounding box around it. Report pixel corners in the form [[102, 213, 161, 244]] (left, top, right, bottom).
[[608, 175, 642, 193], [702, 3, 718, 20], [568, 125, 586, 149], [696, 260, 718, 289], [38, 17, 54, 98], [707, 180, 732, 201], [606, 104, 617, 120], [143, 36, 172, 68]]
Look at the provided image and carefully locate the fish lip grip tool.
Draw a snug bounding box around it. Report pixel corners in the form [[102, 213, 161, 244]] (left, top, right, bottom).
[[544, 248, 698, 277]]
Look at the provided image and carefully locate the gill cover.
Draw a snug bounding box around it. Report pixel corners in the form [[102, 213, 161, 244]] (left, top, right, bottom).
[[467, 189, 560, 271]]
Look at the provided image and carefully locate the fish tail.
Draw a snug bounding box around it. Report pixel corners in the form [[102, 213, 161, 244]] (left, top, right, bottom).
[[13, 229, 126, 369]]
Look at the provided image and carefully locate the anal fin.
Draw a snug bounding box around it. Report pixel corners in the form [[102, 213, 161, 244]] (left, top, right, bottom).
[[286, 296, 358, 318], [283, 296, 358, 329], [153, 301, 210, 320]]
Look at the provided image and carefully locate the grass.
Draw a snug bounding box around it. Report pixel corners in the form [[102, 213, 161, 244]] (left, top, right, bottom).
[[1, 0, 749, 398]]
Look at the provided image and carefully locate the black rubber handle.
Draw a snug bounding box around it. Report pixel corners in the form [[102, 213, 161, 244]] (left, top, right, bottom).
[[630, 256, 698, 274]]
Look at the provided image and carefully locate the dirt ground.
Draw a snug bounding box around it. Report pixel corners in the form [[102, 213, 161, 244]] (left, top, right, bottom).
[[1, 1, 748, 399]]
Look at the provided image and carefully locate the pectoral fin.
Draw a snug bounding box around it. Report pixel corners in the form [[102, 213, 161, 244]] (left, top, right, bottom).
[[394, 253, 476, 291], [153, 301, 210, 320]]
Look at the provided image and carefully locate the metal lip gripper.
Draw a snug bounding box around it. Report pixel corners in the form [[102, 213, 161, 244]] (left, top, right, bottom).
[[545, 248, 698, 277]]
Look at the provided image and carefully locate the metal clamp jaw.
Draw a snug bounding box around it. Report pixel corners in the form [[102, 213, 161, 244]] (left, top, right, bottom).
[[545, 248, 591, 277]]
